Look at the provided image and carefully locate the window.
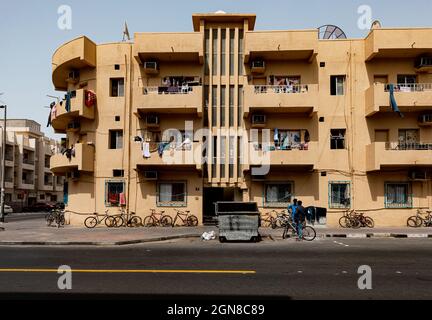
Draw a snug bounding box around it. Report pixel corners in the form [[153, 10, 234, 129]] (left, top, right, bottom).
[[212, 29, 218, 75], [330, 75, 346, 96], [204, 30, 210, 76], [157, 182, 186, 206], [329, 182, 350, 208], [229, 136, 235, 178], [238, 30, 244, 75], [385, 182, 412, 208], [105, 181, 124, 206], [398, 129, 419, 147], [229, 85, 235, 127], [110, 78, 124, 97], [237, 86, 243, 126], [109, 130, 123, 149], [264, 183, 294, 207], [212, 85, 217, 127], [397, 75, 417, 85], [330, 129, 346, 150], [114, 64, 120, 70], [221, 29, 226, 76], [237, 137, 243, 178], [220, 86, 226, 127], [212, 136, 217, 177], [229, 29, 235, 76], [115, 116, 120, 122], [40, 194, 45, 200], [220, 136, 226, 178], [113, 170, 124, 177]]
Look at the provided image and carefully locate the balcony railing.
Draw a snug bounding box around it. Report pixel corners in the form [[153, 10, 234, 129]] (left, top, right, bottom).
[[384, 83, 432, 92], [253, 85, 310, 94], [23, 159, 35, 165], [143, 85, 195, 95], [385, 142, 432, 151]]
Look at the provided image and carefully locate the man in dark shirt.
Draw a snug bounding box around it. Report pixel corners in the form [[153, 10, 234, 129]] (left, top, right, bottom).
[[294, 201, 306, 241]]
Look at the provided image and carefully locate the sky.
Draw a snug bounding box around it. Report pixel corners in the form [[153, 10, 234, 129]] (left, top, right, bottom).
[[1, 0, 432, 139]]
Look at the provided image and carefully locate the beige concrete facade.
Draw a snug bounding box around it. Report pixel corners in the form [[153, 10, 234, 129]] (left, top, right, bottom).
[[50, 13, 432, 227], [0, 120, 63, 211]]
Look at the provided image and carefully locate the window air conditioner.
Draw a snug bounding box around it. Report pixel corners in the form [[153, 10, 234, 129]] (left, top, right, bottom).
[[146, 115, 159, 127], [409, 170, 427, 181], [252, 114, 266, 125], [144, 171, 158, 180], [143, 62, 159, 74]]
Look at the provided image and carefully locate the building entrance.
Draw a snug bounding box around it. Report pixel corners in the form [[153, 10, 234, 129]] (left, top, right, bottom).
[[203, 187, 242, 225]]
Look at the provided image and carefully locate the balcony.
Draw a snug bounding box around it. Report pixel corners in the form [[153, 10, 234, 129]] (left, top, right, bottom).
[[366, 142, 432, 171], [244, 85, 318, 117], [50, 143, 95, 174], [52, 36, 96, 91], [134, 33, 203, 64], [135, 85, 203, 117], [365, 28, 432, 62], [365, 83, 432, 116], [51, 89, 95, 133], [245, 141, 317, 171], [244, 30, 318, 63], [134, 141, 202, 170]]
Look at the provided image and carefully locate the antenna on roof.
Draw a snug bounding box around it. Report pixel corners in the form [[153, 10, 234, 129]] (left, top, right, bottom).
[[318, 25, 347, 39], [123, 21, 131, 42]]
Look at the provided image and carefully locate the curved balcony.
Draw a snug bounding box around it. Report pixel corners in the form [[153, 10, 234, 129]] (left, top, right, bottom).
[[51, 89, 95, 133], [52, 36, 97, 91], [50, 143, 95, 174]]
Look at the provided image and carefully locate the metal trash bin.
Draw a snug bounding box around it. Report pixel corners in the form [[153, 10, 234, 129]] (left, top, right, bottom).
[[216, 202, 261, 242]]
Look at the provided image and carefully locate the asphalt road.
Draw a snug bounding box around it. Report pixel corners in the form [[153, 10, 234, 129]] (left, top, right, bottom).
[[2, 212, 47, 222], [0, 238, 431, 300]]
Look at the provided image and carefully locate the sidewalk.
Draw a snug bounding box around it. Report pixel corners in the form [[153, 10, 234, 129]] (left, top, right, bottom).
[[0, 218, 431, 245]]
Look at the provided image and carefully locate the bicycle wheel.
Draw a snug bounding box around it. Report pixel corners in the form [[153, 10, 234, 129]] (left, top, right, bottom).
[[84, 216, 98, 229], [143, 215, 156, 227], [364, 217, 374, 228], [105, 216, 115, 228], [407, 216, 422, 228], [302, 226, 316, 241], [114, 215, 125, 228], [186, 215, 199, 226], [339, 216, 350, 228], [160, 215, 173, 227], [46, 213, 55, 226], [128, 216, 142, 227], [350, 218, 361, 229]]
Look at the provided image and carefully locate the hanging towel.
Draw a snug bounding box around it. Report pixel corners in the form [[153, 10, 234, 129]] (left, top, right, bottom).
[[274, 128, 279, 142], [389, 84, 404, 118], [51, 103, 57, 121], [142, 142, 151, 158], [46, 102, 55, 127], [119, 193, 126, 206], [65, 92, 71, 112]]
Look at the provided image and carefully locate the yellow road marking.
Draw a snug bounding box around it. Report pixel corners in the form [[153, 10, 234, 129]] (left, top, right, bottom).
[[0, 268, 255, 274]]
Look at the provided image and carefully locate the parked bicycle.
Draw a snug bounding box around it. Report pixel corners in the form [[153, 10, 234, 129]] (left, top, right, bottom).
[[261, 209, 280, 228], [407, 209, 432, 227], [282, 219, 316, 241], [339, 209, 374, 228], [143, 209, 173, 227], [112, 208, 142, 227], [172, 209, 198, 227], [84, 210, 116, 228], [45, 209, 65, 228]]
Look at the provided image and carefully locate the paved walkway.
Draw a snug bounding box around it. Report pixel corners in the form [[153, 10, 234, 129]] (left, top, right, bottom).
[[0, 217, 431, 245]]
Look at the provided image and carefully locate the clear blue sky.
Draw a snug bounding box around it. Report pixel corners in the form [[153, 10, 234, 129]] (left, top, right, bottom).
[[1, 0, 432, 139]]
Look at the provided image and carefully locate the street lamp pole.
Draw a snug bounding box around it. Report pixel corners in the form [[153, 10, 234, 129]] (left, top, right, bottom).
[[0, 105, 6, 223]]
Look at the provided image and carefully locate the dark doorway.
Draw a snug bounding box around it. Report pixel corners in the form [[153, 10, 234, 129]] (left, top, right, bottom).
[[203, 188, 235, 225]]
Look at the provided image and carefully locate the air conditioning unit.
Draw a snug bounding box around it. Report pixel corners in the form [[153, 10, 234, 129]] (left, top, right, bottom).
[[251, 60, 266, 74], [409, 170, 427, 181], [415, 56, 432, 72], [67, 70, 80, 83], [143, 61, 159, 74], [418, 114, 432, 126], [143, 171, 158, 180], [68, 171, 80, 181], [67, 121, 80, 132], [145, 115, 159, 127], [251, 114, 266, 127]]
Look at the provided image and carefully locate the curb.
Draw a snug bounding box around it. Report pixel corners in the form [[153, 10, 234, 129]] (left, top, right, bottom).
[[0, 234, 202, 246]]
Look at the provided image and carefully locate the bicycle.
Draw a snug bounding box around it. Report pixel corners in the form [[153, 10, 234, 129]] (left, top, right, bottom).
[[270, 210, 290, 229], [84, 210, 116, 229], [261, 209, 279, 228], [407, 209, 432, 227], [113, 208, 142, 227], [339, 209, 374, 229], [143, 209, 173, 227], [282, 219, 316, 241], [172, 209, 198, 227], [46, 209, 65, 228]]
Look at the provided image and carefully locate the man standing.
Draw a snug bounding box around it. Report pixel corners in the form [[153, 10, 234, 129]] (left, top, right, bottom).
[[288, 199, 298, 222], [295, 201, 306, 241]]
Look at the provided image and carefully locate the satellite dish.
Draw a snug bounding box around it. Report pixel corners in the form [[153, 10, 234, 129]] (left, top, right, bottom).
[[318, 25, 347, 39], [371, 20, 382, 30]]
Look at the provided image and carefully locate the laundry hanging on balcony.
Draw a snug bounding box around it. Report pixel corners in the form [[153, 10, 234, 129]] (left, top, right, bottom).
[[388, 84, 404, 118], [85, 90, 96, 107], [65, 91, 72, 112], [46, 101, 56, 127], [142, 142, 151, 158]]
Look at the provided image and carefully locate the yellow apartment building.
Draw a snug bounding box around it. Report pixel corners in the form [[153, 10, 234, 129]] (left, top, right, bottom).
[[49, 12, 432, 227]]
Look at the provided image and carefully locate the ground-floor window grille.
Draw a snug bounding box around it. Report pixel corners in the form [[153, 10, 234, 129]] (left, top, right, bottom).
[[105, 181, 124, 206], [157, 182, 187, 207], [264, 182, 294, 208], [385, 182, 412, 208], [329, 182, 351, 208]]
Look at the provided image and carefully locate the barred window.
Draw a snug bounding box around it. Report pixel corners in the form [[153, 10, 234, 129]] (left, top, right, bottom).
[[157, 182, 187, 207], [329, 182, 350, 208], [385, 182, 412, 208], [264, 183, 294, 207]]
